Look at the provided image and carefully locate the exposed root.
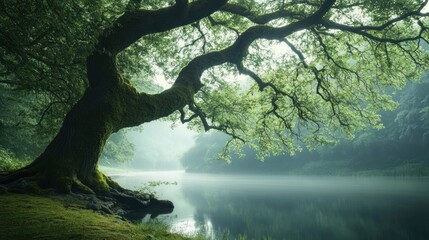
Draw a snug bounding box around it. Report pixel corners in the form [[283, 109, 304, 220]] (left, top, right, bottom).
[[0, 169, 174, 221], [72, 178, 95, 194], [0, 167, 35, 185]]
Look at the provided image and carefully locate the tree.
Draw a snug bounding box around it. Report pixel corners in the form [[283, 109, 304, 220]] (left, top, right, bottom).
[[1, 0, 429, 198]]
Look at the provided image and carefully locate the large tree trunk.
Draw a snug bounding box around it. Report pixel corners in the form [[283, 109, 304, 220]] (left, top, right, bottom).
[[0, 54, 195, 194], [1, 53, 124, 193], [0, 1, 228, 195], [0, 0, 335, 193], [0, 0, 334, 195]]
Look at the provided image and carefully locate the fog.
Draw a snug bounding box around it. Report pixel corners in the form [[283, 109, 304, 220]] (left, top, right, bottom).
[[100, 80, 429, 239], [121, 121, 197, 170], [112, 171, 429, 239]]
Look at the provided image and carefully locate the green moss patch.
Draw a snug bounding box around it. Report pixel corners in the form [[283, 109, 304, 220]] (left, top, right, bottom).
[[0, 193, 191, 240]]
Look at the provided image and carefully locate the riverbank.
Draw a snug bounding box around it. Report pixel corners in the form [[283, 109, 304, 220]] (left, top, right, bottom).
[[0, 193, 198, 240]]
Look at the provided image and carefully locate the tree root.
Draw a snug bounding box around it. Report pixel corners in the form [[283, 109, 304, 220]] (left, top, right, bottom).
[[0, 167, 35, 185], [0, 169, 174, 221]]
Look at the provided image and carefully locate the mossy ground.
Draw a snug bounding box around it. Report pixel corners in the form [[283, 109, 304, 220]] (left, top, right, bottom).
[[0, 193, 197, 240]]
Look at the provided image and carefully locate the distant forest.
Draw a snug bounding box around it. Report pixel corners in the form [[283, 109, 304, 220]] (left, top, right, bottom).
[[180, 76, 429, 176]]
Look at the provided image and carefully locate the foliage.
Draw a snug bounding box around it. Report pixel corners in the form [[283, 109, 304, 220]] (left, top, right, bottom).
[[0, 87, 50, 158], [393, 75, 429, 143], [0, 147, 30, 171], [166, 0, 429, 159], [1, 0, 429, 167], [0, 0, 120, 158], [100, 130, 136, 165], [180, 78, 429, 175], [0, 0, 156, 162], [0, 0, 158, 163], [138, 180, 178, 197]]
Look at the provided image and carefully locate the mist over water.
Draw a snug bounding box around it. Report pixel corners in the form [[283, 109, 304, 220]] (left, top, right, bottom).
[[100, 84, 429, 239], [112, 171, 429, 239], [122, 121, 197, 170]]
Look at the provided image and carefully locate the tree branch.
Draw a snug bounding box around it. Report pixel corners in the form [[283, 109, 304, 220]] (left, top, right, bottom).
[[125, 0, 142, 11], [119, 0, 335, 131], [207, 16, 240, 36], [319, 1, 428, 45], [282, 38, 308, 67], [174, 0, 336, 89], [179, 108, 198, 123], [188, 103, 246, 142], [221, 3, 302, 24], [96, 0, 229, 55]]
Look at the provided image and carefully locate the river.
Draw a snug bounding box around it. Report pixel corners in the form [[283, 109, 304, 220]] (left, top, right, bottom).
[[110, 171, 429, 239]]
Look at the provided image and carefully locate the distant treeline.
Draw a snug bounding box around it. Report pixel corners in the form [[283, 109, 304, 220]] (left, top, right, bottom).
[[180, 77, 429, 176]]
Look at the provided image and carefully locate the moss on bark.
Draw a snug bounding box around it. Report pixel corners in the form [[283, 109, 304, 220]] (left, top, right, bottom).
[[0, 0, 221, 204]]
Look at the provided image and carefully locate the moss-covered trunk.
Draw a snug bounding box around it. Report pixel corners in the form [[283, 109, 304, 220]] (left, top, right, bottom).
[[3, 54, 126, 192], [0, 1, 229, 194], [27, 90, 115, 193]]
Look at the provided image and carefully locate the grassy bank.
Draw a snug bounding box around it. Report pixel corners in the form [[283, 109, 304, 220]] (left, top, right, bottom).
[[0, 193, 198, 240]]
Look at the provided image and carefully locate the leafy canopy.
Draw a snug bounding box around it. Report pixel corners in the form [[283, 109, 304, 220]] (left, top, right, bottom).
[[166, 0, 429, 159], [1, 0, 429, 160]]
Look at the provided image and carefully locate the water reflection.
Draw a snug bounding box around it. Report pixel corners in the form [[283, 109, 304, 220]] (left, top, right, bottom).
[[113, 172, 429, 239]]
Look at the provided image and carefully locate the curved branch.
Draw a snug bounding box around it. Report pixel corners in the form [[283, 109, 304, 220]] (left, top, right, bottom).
[[119, 0, 335, 130], [37, 100, 67, 125], [179, 108, 198, 123], [207, 16, 240, 35], [184, 102, 246, 142], [324, 0, 428, 32], [97, 0, 229, 55], [323, 20, 427, 43], [179, 22, 208, 53], [86, 0, 229, 89], [221, 3, 302, 24], [319, 1, 428, 45], [220, 0, 362, 25], [174, 0, 336, 89]]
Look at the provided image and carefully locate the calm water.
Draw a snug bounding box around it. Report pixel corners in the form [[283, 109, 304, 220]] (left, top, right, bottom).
[[111, 171, 429, 240]]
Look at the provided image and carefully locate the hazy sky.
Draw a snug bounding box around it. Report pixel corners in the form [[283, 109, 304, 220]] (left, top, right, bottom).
[[126, 121, 198, 169]]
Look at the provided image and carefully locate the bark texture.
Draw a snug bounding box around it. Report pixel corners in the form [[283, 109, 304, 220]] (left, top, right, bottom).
[[0, 0, 335, 200], [0, 0, 228, 195]]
